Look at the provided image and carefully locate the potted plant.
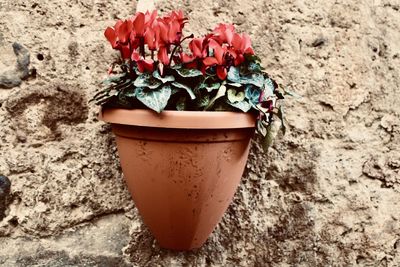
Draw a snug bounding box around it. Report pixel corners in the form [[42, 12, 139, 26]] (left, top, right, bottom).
[[92, 9, 286, 250]]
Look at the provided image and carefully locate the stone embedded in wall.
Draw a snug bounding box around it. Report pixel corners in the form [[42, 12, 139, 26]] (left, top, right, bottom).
[[0, 176, 11, 220], [0, 42, 33, 89]]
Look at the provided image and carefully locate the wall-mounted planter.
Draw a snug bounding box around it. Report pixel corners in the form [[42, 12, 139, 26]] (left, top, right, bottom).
[[100, 108, 255, 250]]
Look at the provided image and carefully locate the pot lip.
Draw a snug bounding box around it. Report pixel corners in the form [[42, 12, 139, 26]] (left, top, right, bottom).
[[99, 108, 257, 129]]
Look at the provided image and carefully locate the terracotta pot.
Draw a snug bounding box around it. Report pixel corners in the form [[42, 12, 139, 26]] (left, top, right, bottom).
[[100, 108, 256, 250]]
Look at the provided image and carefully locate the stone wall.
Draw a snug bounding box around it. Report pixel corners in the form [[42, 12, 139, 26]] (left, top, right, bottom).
[[0, 0, 399, 266]]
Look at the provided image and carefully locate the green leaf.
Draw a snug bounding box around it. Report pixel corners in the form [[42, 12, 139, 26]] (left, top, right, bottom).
[[175, 68, 203, 78], [228, 67, 264, 87], [240, 73, 264, 87], [248, 62, 262, 73], [227, 100, 252, 112], [172, 82, 196, 100], [226, 82, 243, 88], [135, 85, 172, 113], [263, 78, 275, 98], [245, 85, 261, 105], [153, 71, 175, 83], [134, 73, 162, 89], [227, 89, 245, 103], [123, 87, 136, 97], [199, 82, 221, 92], [227, 67, 241, 83], [197, 95, 210, 108], [204, 84, 227, 111], [176, 96, 186, 111], [102, 74, 126, 85], [245, 54, 261, 63]]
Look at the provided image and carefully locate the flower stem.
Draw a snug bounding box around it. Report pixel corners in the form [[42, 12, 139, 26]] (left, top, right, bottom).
[[168, 34, 194, 66]]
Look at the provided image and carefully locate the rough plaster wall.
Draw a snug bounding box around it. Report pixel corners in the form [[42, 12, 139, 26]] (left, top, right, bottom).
[[0, 0, 399, 266]]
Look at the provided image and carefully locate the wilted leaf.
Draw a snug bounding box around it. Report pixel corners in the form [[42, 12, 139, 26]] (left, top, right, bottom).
[[284, 89, 302, 98], [277, 105, 286, 135], [262, 120, 279, 152]]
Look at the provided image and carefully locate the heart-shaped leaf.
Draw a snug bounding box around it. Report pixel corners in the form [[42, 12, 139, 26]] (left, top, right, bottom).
[[245, 85, 261, 105], [135, 85, 171, 113], [227, 88, 245, 103], [263, 78, 275, 98], [227, 66, 241, 83], [134, 73, 162, 89], [227, 100, 252, 112], [240, 73, 264, 88]]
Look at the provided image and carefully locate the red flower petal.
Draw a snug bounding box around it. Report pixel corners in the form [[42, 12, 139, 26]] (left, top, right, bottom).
[[217, 66, 227, 80], [169, 20, 180, 43], [181, 53, 195, 63], [232, 33, 242, 51], [158, 22, 169, 44], [234, 54, 245, 66], [189, 38, 203, 58], [131, 51, 140, 61], [133, 12, 145, 36], [203, 57, 219, 66], [145, 10, 158, 25], [209, 40, 225, 64], [120, 45, 131, 59], [117, 21, 131, 44], [242, 33, 254, 54], [144, 28, 156, 50], [137, 59, 154, 73], [158, 46, 169, 65], [104, 27, 117, 48]]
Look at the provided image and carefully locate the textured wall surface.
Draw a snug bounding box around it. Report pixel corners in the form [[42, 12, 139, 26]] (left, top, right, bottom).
[[0, 0, 399, 266]]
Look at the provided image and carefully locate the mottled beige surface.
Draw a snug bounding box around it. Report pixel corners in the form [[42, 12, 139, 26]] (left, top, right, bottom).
[[0, 0, 399, 266]]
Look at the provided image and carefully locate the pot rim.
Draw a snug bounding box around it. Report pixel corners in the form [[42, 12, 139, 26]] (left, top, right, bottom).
[[99, 108, 257, 129]]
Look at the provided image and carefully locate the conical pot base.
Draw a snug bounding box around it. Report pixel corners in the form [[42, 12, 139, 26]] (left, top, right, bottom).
[[101, 109, 255, 250]]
